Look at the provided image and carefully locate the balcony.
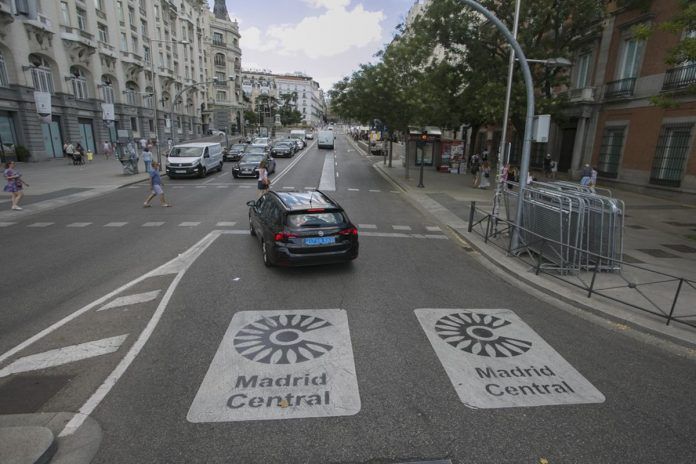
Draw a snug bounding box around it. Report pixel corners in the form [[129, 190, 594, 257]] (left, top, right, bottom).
[[662, 63, 696, 91], [212, 40, 226, 47], [568, 87, 596, 103], [605, 78, 636, 99]]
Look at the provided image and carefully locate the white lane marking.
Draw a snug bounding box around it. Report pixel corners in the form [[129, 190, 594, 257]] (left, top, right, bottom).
[[358, 224, 377, 229], [424, 234, 449, 240], [318, 152, 336, 191], [28, 222, 54, 228], [196, 186, 207, 189], [67, 222, 92, 228], [126, 186, 139, 189], [393, 225, 412, 231], [414, 308, 605, 409], [238, 185, 252, 189], [203, 176, 218, 184], [304, 187, 315, 190], [426, 226, 442, 232], [97, 290, 162, 312], [282, 186, 295, 190], [143, 222, 165, 227], [271, 144, 314, 184], [187, 309, 361, 422], [0, 335, 128, 379], [216, 185, 229, 188], [104, 222, 128, 227], [360, 231, 410, 238], [0, 222, 17, 227], [173, 186, 186, 189], [179, 222, 201, 227], [369, 189, 381, 193], [347, 188, 359, 192], [59, 231, 223, 437], [216, 222, 237, 227]]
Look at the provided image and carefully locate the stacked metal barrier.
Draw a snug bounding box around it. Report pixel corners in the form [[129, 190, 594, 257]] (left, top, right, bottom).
[[503, 182, 624, 273]]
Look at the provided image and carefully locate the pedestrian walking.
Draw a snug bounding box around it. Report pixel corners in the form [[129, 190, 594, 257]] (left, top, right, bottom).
[[478, 161, 491, 189], [550, 158, 558, 180], [127, 141, 139, 173], [143, 161, 170, 207], [102, 141, 113, 160], [471, 153, 481, 187], [74, 142, 85, 165], [65, 141, 76, 164], [543, 154, 552, 177], [142, 145, 153, 173], [3, 161, 28, 210], [257, 159, 270, 198], [580, 164, 593, 186]]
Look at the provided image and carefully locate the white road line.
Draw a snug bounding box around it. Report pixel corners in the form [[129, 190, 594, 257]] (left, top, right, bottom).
[[282, 186, 295, 190], [97, 290, 161, 312], [426, 226, 442, 232], [142, 222, 165, 227], [202, 176, 218, 184], [179, 222, 201, 227], [347, 188, 359, 192], [216, 221, 237, 227], [358, 224, 377, 229], [28, 222, 54, 228], [104, 222, 128, 227], [424, 234, 448, 240], [319, 152, 336, 191], [304, 186, 315, 190], [0, 222, 16, 227], [392, 225, 412, 231], [216, 185, 229, 188], [59, 231, 223, 437], [360, 231, 410, 238], [196, 186, 207, 189], [238, 185, 252, 189], [0, 335, 128, 379], [369, 189, 381, 193], [67, 222, 92, 228], [173, 186, 186, 189]]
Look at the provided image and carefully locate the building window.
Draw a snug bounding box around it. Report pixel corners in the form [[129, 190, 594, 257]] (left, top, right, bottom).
[[0, 54, 9, 87], [597, 126, 626, 179], [71, 68, 89, 100], [128, 7, 135, 26], [214, 53, 225, 67], [212, 32, 224, 46], [29, 55, 54, 93], [130, 116, 138, 132], [94, 0, 104, 10], [216, 90, 226, 102], [650, 123, 693, 187], [101, 78, 114, 103], [117, 1, 124, 22], [215, 71, 225, 83], [143, 46, 150, 63], [76, 8, 87, 31], [618, 37, 645, 80], [60, 2, 70, 26], [141, 20, 148, 37], [120, 32, 128, 51], [149, 119, 154, 132], [132, 36, 139, 54], [574, 53, 591, 88], [98, 23, 108, 42]]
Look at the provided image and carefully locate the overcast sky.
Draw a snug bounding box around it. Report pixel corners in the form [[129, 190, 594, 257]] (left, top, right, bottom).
[[208, 0, 415, 93]]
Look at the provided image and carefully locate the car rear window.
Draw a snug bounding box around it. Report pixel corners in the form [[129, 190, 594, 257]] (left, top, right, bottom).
[[287, 211, 345, 228]]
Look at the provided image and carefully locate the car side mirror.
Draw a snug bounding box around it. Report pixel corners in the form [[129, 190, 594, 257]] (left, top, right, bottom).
[[246, 200, 256, 207]]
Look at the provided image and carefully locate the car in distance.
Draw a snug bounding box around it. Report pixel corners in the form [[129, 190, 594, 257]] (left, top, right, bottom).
[[305, 131, 314, 140], [317, 130, 335, 149], [223, 143, 247, 162], [166, 142, 223, 178], [232, 152, 276, 178], [247, 190, 359, 267], [271, 141, 295, 158]]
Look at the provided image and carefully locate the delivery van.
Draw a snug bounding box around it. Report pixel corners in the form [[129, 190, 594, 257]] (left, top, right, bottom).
[[317, 130, 335, 149], [166, 142, 223, 178]]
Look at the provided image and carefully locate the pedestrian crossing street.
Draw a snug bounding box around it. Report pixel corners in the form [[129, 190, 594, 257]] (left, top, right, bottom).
[[126, 185, 401, 194], [0, 220, 448, 239]]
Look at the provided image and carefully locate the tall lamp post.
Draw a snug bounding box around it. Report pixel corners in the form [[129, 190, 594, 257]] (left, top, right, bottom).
[[148, 38, 189, 170]]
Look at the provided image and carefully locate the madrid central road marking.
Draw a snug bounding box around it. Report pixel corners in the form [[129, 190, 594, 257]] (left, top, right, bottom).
[[318, 152, 336, 191], [415, 308, 605, 409], [188, 309, 361, 422]]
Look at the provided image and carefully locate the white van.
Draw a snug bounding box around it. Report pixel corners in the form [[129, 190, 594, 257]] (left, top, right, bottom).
[[290, 129, 306, 140], [166, 142, 223, 178], [317, 130, 335, 149]]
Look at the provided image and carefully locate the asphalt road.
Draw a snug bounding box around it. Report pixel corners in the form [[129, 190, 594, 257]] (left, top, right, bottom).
[[1, 134, 695, 463]]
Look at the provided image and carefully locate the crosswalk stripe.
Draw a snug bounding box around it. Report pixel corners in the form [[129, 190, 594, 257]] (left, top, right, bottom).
[[347, 188, 359, 191], [28, 222, 54, 228], [173, 186, 186, 189], [0, 222, 16, 227], [143, 222, 165, 227], [238, 185, 252, 189], [104, 222, 128, 227], [369, 189, 381, 193], [196, 186, 207, 189], [216, 222, 237, 227], [358, 224, 377, 229], [282, 186, 294, 190], [67, 222, 92, 228], [426, 226, 442, 232], [0, 334, 128, 378], [179, 222, 201, 227], [393, 225, 412, 231], [216, 185, 229, 188]]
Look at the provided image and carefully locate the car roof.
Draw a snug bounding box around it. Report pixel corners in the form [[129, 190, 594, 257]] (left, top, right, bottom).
[[173, 142, 221, 148], [272, 191, 340, 212]]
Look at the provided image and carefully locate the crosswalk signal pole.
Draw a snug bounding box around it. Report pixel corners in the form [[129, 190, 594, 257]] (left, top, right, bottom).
[[417, 130, 428, 188]]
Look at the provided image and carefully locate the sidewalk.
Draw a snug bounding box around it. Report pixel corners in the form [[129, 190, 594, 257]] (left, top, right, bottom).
[[365, 142, 696, 349]]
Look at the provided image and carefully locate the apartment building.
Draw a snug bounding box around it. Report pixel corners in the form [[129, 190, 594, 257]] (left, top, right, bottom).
[[0, 0, 243, 161]]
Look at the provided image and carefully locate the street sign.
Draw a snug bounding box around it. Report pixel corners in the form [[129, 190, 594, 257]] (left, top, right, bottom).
[[187, 309, 361, 422], [415, 308, 605, 409]]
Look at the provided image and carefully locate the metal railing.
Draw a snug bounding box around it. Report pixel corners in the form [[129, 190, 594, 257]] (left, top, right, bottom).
[[605, 77, 636, 99], [662, 63, 696, 91], [468, 204, 696, 329]]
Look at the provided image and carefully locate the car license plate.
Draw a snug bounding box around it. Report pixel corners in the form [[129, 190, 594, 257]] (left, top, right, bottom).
[[242, 169, 251, 173], [304, 236, 335, 245], [176, 170, 186, 173]]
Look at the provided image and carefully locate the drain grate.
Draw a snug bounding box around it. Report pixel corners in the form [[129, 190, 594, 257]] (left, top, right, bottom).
[[0, 375, 72, 414], [661, 244, 696, 253]]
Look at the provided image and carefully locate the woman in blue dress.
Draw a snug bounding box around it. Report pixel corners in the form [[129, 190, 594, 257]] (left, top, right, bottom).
[[3, 161, 26, 210]]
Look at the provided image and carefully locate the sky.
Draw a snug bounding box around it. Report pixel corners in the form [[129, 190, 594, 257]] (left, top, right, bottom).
[[208, 0, 416, 93]]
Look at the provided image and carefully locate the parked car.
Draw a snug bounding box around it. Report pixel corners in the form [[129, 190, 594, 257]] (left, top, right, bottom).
[[223, 143, 247, 162], [232, 152, 276, 178], [166, 142, 223, 178], [208, 129, 225, 136], [305, 131, 315, 140], [271, 141, 295, 158], [247, 190, 359, 267]]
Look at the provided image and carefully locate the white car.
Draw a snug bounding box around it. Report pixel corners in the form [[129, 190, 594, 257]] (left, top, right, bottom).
[[209, 129, 225, 136]]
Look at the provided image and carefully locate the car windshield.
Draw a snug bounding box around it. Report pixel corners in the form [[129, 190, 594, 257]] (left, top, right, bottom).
[[169, 147, 202, 158], [231, 144, 246, 151], [245, 147, 266, 155], [253, 138, 269, 144], [274, 143, 292, 148], [241, 154, 264, 163], [287, 212, 344, 228]]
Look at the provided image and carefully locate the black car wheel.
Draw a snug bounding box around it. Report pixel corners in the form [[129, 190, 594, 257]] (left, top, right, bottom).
[[218, 161, 223, 172], [232, 172, 238, 178], [261, 240, 272, 267], [249, 217, 256, 236], [198, 166, 206, 178]]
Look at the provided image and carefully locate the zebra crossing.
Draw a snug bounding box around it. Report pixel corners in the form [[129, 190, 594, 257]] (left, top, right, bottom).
[[1, 219, 448, 239], [129, 184, 400, 193]]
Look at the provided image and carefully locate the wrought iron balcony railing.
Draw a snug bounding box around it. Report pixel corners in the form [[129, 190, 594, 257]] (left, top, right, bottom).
[[662, 63, 696, 91], [605, 77, 636, 99]]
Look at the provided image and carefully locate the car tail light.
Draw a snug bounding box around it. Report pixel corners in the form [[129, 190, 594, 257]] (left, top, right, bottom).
[[339, 227, 358, 236], [274, 231, 297, 242], [306, 208, 325, 213]]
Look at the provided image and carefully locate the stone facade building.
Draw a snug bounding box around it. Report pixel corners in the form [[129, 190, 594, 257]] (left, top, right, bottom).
[[0, 0, 243, 161]]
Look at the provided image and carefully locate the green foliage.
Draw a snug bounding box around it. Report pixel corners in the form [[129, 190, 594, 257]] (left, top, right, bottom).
[[244, 110, 258, 125], [649, 94, 681, 109], [15, 145, 30, 162]]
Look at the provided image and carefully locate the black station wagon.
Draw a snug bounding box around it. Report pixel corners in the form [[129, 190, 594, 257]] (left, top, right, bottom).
[[247, 191, 359, 267]]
